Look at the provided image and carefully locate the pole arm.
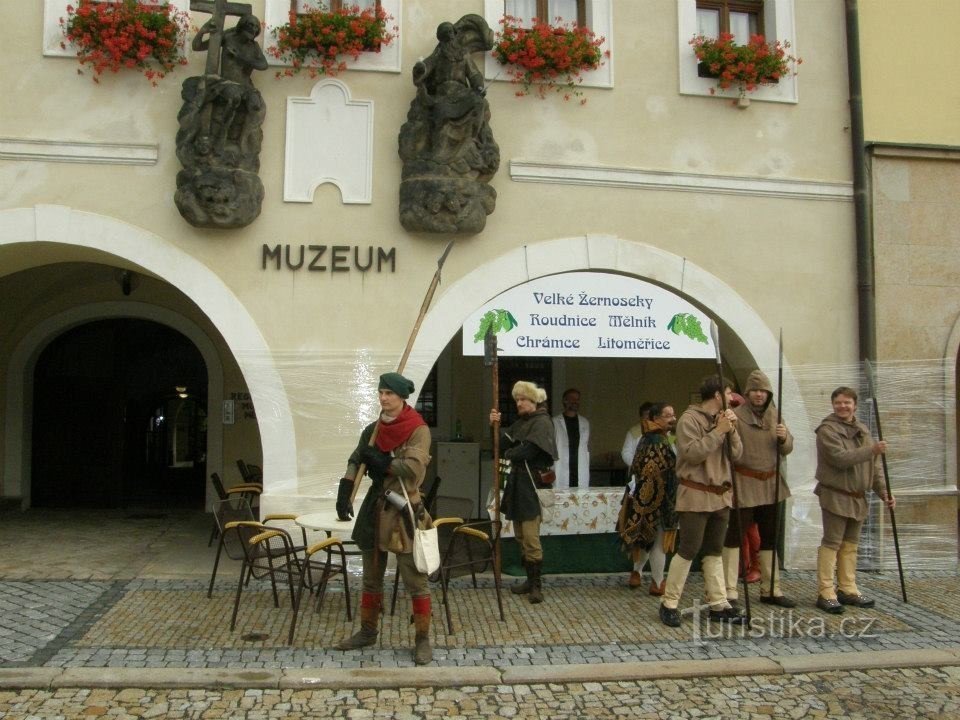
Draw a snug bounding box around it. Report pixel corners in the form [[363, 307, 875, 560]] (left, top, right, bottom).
[[865, 359, 908, 602], [349, 239, 456, 506]]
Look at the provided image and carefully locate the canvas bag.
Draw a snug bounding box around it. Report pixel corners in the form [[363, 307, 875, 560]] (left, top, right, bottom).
[[526, 462, 556, 524], [399, 481, 440, 574]]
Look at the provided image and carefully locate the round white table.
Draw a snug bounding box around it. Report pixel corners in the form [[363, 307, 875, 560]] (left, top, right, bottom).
[[296, 510, 356, 536]]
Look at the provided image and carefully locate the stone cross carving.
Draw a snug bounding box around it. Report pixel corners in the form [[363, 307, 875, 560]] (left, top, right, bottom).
[[174, 0, 266, 229]]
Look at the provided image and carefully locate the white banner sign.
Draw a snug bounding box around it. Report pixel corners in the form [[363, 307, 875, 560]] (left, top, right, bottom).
[[462, 272, 715, 358]]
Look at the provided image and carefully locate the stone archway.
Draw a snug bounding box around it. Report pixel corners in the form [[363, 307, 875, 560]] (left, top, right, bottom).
[[5, 302, 223, 508], [0, 206, 297, 501], [404, 233, 816, 566]]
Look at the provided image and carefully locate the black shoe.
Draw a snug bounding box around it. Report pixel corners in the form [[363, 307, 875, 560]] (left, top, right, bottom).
[[837, 590, 875, 608], [659, 604, 681, 627], [709, 606, 747, 624], [760, 594, 797, 608], [816, 595, 845, 614], [726, 598, 741, 611]]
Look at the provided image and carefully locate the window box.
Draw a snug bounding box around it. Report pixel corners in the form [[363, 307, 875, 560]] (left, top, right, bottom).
[[678, 0, 798, 104], [263, 0, 401, 74], [483, 0, 613, 91]]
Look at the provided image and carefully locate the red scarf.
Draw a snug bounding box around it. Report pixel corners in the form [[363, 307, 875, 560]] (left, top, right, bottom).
[[375, 403, 427, 452]]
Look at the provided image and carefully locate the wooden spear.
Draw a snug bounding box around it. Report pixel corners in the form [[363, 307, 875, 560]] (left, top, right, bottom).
[[710, 321, 751, 620], [864, 359, 908, 602], [347, 239, 456, 507], [769, 329, 784, 600]]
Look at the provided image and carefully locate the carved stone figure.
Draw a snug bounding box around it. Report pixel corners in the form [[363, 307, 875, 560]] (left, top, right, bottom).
[[175, 2, 266, 228], [398, 15, 500, 234]]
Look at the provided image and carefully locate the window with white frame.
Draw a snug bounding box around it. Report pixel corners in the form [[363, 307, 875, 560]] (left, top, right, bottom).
[[263, 0, 401, 74], [506, 0, 587, 28], [695, 0, 763, 44], [678, 0, 797, 103], [484, 0, 613, 90], [43, 0, 190, 57]]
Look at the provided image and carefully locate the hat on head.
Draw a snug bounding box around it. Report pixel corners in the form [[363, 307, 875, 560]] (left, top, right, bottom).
[[378, 372, 415, 399], [512, 381, 546, 404]]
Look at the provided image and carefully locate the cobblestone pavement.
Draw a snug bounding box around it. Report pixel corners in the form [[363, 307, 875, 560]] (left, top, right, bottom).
[[1, 510, 959, 718], [2, 666, 960, 719]]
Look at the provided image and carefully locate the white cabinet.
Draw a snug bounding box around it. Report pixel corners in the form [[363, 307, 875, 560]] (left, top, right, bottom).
[[434, 442, 480, 518]]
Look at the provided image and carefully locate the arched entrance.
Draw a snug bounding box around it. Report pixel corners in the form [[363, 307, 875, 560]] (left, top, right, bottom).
[[0, 206, 297, 507], [32, 319, 207, 508], [405, 234, 816, 567]]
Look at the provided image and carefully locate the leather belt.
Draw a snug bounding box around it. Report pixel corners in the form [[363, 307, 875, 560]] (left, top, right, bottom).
[[819, 483, 865, 500], [734, 465, 776, 481], [679, 477, 731, 496]]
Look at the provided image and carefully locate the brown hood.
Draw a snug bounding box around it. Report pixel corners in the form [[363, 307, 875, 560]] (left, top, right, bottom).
[[742, 370, 773, 414]]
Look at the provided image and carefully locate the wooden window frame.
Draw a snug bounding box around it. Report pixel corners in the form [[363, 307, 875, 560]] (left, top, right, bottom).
[[528, 0, 587, 28], [291, 0, 381, 13], [696, 0, 764, 38]]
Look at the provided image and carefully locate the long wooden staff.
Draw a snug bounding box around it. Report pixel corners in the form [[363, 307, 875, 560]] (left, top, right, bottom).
[[485, 328, 502, 579], [710, 321, 751, 619], [348, 239, 456, 507], [864, 359, 908, 602], [769, 329, 784, 599]]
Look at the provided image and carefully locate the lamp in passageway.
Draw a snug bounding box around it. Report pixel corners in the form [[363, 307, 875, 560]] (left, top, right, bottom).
[[115, 269, 140, 296], [176, 386, 189, 399]]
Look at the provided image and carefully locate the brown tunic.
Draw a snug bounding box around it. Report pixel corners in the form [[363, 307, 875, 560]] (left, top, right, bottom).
[[675, 404, 743, 513], [814, 413, 885, 521], [733, 403, 793, 508]]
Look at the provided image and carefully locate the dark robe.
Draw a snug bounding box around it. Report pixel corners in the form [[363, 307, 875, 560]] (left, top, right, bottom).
[[500, 408, 558, 522], [617, 430, 678, 552]]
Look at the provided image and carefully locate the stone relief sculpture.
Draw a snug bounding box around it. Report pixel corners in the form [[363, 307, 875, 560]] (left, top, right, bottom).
[[398, 15, 500, 234], [175, 1, 266, 229]]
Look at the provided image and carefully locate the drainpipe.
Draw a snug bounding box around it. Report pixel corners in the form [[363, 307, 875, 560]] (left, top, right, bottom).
[[845, 0, 875, 362]]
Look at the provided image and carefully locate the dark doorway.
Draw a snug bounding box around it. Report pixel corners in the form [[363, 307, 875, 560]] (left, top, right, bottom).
[[31, 319, 208, 509]]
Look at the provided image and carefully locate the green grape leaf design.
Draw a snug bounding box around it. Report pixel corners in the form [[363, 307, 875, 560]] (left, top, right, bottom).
[[473, 309, 519, 342], [667, 313, 709, 344]]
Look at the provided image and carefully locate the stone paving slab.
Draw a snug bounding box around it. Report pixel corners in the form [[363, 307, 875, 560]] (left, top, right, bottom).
[[2, 666, 960, 718], [501, 656, 784, 684]]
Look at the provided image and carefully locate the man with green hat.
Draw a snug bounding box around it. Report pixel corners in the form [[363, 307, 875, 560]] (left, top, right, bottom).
[[334, 372, 434, 664]]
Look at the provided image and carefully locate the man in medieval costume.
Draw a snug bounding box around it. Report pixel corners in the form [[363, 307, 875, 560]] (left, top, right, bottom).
[[489, 381, 558, 604], [335, 373, 434, 664], [721, 370, 797, 608], [659, 375, 745, 627], [617, 402, 678, 595]]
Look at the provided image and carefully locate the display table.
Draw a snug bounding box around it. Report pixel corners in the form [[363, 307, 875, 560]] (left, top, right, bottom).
[[489, 487, 632, 575]]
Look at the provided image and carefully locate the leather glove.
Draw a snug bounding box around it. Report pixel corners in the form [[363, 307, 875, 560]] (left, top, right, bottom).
[[336, 477, 354, 521], [360, 445, 392, 476]]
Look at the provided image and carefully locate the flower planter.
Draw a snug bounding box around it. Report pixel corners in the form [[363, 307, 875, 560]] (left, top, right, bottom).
[[493, 16, 605, 103], [267, 3, 395, 78], [60, 0, 190, 84], [690, 33, 799, 99]]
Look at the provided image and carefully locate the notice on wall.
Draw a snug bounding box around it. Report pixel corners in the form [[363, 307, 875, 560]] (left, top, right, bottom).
[[462, 272, 715, 359]]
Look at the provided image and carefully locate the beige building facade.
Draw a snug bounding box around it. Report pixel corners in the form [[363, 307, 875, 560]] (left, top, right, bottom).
[[4, 0, 933, 567], [858, 0, 960, 568]]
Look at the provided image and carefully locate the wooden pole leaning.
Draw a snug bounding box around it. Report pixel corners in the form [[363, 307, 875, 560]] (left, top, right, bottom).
[[769, 329, 784, 600], [710, 321, 751, 620], [485, 328, 502, 580], [864, 359, 908, 603], [348, 239, 456, 507]]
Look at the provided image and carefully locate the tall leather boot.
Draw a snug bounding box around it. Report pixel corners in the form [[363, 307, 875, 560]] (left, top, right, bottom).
[[815, 546, 844, 614], [836, 542, 874, 608], [511, 556, 532, 595], [528, 561, 544, 604], [659, 555, 692, 627], [758, 549, 796, 607], [721, 546, 741, 603], [704, 555, 746, 623], [335, 591, 381, 649], [411, 595, 432, 665]]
